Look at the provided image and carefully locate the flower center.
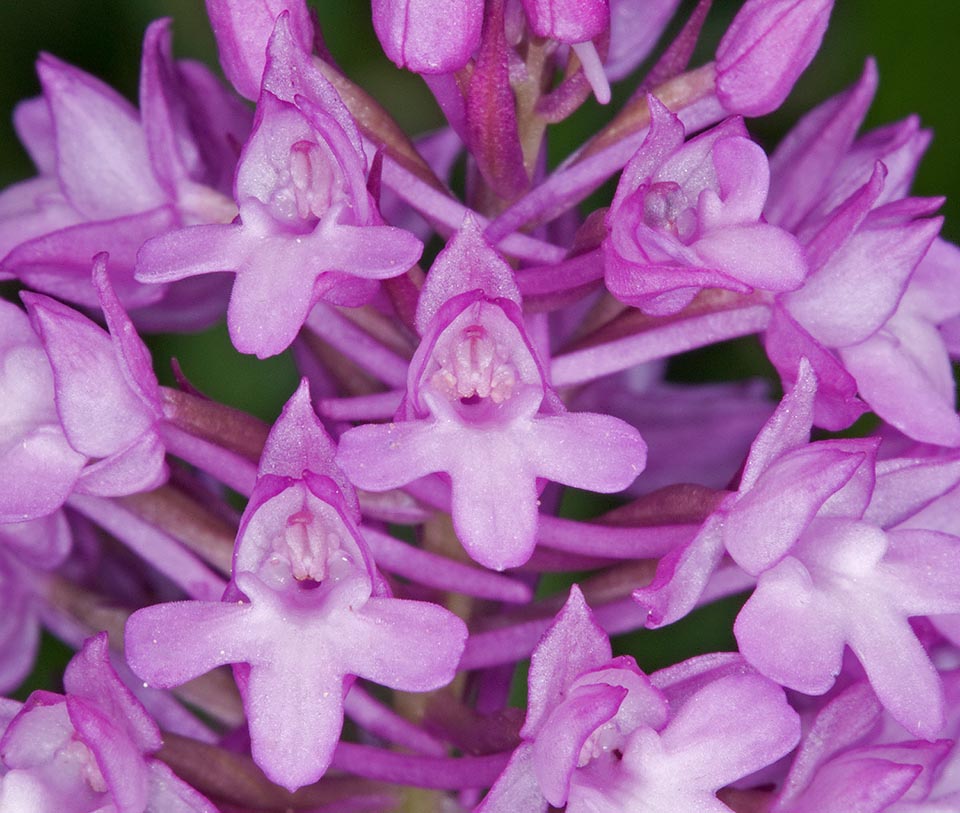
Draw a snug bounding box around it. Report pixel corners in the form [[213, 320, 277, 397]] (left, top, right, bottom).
[[578, 718, 629, 766], [283, 507, 341, 583], [59, 739, 109, 794], [642, 181, 695, 241], [240, 485, 365, 590], [289, 139, 336, 220], [429, 323, 519, 405]]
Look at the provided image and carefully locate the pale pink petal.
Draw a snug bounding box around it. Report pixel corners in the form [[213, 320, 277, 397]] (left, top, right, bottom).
[[692, 222, 806, 291], [524, 411, 646, 493], [36, 55, 165, 218], [523, 585, 612, 737], [342, 596, 467, 691], [840, 331, 960, 447], [735, 556, 845, 694]]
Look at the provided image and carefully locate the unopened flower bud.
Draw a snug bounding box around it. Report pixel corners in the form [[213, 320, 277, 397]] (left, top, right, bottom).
[[372, 0, 483, 74], [716, 0, 833, 117]]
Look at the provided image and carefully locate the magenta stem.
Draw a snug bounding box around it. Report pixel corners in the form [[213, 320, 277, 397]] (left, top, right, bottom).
[[550, 303, 771, 387], [343, 685, 447, 757], [536, 514, 697, 558], [306, 304, 411, 388], [67, 494, 227, 600], [380, 157, 567, 264], [317, 390, 405, 421], [362, 525, 532, 603], [330, 743, 511, 789], [161, 424, 258, 496]]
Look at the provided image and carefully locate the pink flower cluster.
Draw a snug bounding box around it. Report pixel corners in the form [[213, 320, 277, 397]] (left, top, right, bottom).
[[1, 0, 959, 810]]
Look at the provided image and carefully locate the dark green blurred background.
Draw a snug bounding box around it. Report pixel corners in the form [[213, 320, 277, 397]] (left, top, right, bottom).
[[0, 0, 957, 418]]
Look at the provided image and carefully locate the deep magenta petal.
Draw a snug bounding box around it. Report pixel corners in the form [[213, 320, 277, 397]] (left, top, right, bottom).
[[767, 59, 878, 231]]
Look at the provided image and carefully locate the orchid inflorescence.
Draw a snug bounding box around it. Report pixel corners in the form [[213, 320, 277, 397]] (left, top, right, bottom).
[[1, 1, 959, 811]]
